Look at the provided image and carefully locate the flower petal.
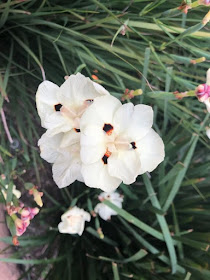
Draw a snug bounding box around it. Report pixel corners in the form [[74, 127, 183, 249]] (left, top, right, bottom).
[[113, 103, 153, 140], [136, 129, 165, 173], [204, 98, 210, 113], [44, 112, 73, 136], [80, 95, 121, 130], [38, 132, 63, 163], [58, 221, 70, 234], [60, 129, 80, 148], [95, 203, 116, 220], [108, 149, 141, 185], [36, 81, 59, 128], [80, 125, 106, 164], [206, 68, 210, 86], [58, 73, 109, 109], [52, 148, 82, 188], [81, 160, 121, 192]]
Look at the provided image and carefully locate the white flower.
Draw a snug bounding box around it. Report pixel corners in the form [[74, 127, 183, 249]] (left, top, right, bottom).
[[36, 73, 109, 137], [196, 68, 210, 112], [38, 131, 83, 188], [206, 127, 210, 139], [94, 191, 123, 220], [58, 206, 91, 235], [2, 184, 21, 201], [80, 95, 165, 192]]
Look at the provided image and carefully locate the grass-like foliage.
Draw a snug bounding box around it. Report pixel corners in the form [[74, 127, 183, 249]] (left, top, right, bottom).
[[0, 0, 210, 279]]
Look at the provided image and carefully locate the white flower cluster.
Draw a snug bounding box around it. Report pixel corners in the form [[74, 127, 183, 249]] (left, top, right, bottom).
[[58, 191, 123, 236], [36, 73, 165, 192]]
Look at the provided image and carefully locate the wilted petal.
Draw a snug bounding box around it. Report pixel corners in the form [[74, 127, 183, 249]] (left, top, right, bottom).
[[81, 160, 122, 192], [95, 203, 116, 220], [136, 129, 165, 173], [58, 206, 90, 235]]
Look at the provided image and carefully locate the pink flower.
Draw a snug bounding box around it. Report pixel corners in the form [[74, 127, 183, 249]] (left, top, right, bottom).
[[199, 0, 210, 5], [21, 207, 39, 222], [195, 84, 210, 102], [15, 218, 30, 236]]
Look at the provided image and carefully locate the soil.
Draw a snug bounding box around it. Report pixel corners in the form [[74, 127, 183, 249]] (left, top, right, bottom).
[[0, 204, 20, 280]]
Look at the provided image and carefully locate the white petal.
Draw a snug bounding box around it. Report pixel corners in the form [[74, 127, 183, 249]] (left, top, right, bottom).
[[80, 125, 106, 164], [52, 148, 81, 188], [95, 203, 116, 220], [80, 95, 121, 130], [92, 81, 110, 96], [136, 129, 165, 173], [58, 221, 70, 234], [81, 160, 122, 192], [113, 103, 153, 140], [204, 99, 210, 113], [206, 128, 210, 139], [38, 132, 63, 163], [99, 192, 123, 205], [36, 81, 59, 128], [206, 68, 210, 86], [60, 130, 80, 148], [58, 73, 109, 108], [44, 112, 73, 136], [108, 150, 141, 185]]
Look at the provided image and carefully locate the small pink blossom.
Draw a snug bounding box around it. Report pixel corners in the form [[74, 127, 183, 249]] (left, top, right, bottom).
[[199, 0, 210, 5], [195, 84, 210, 102], [15, 218, 30, 236], [21, 207, 39, 222]]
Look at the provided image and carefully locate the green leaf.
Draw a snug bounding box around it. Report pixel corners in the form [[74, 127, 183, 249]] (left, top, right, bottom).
[[103, 200, 165, 241], [143, 174, 177, 274], [112, 262, 120, 280]]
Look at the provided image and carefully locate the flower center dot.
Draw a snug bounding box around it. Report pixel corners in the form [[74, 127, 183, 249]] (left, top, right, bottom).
[[130, 142, 137, 149], [54, 104, 62, 111], [103, 123, 113, 135]]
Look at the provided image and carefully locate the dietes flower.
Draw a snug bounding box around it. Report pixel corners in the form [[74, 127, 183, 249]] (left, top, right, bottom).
[[80, 95, 165, 192], [94, 192, 123, 220], [36, 73, 109, 137], [58, 206, 91, 236], [38, 132, 83, 188], [195, 68, 210, 112]]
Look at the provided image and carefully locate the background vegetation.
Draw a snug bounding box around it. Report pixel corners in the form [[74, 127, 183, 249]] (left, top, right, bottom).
[[0, 0, 210, 279]]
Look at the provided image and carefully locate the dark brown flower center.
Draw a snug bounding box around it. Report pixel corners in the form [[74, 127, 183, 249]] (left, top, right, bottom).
[[103, 123, 113, 135], [130, 142, 137, 149], [54, 104, 62, 111]]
